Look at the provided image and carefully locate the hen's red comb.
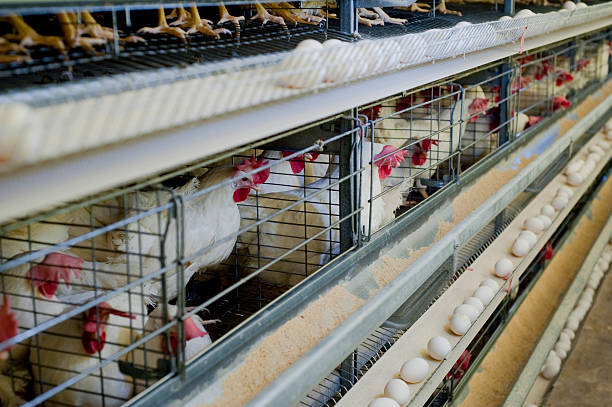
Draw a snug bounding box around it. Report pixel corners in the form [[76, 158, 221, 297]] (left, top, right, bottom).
[[236, 155, 270, 185], [0, 295, 18, 355], [373, 145, 409, 180], [555, 71, 573, 87], [27, 253, 83, 299], [576, 58, 590, 72], [552, 96, 571, 111]]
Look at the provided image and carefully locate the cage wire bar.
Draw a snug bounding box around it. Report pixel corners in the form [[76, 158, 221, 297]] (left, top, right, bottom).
[[0, 28, 610, 407]]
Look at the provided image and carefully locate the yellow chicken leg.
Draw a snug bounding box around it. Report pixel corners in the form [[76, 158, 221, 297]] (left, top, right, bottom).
[[169, 5, 193, 27], [58, 11, 107, 53], [138, 8, 187, 40], [395, 3, 431, 13], [436, 0, 462, 15], [186, 5, 231, 38], [218, 2, 244, 39], [4, 14, 66, 53], [250, 2, 287, 30], [373, 7, 407, 24], [166, 7, 192, 22]]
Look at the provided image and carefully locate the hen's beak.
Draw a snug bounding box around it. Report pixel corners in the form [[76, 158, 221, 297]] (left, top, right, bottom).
[[304, 152, 313, 161]]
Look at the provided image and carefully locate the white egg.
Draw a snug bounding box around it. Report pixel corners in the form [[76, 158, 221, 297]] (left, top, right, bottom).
[[474, 286, 495, 305], [562, 1, 576, 10], [512, 238, 531, 257], [598, 140, 610, 150], [454, 304, 480, 323], [495, 258, 513, 278], [578, 298, 591, 308], [562, 328, 575, 340], [546, 350, 561, 367], [583, 287, 595, 297], [559, 332, 571, 343], [369, 397, 401, 407], [450, 313, 471, 336], [588, 153, 602, 162], [575, 2, 587, 8], [566, 160, 584, 174], [480, 279, 500, 291], [558, 185, 574, 197], [455, 21, 472, 28], [515, 9, 535, 18], [567, 171, 584, 186], [555, 341, 570, 353], [278, 40, 325, 89], [566, 315, 579, 331], [400, 357, 430, 383], [321, 40, 355, 83], [556, 347, 568, 359], [589, 145, 604, 155], [384, 378, 411, 405], [524, 217, 545, 233], [602, 252, 612, 262], [537, 215, 552, 229], [552, 196, 569, 210], [520, 230, 538, 247], [499, 15, 512, 21], [541, 363, 560, 379], [428, 336, 451, 360], [583, 160, 596, 173], [464, 297, 485, 312], [541, 205, 556, 218]]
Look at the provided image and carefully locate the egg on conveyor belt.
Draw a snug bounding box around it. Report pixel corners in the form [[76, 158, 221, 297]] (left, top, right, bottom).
[[321, 39, 354, 83], [552, 196, 569, 210], [401, 357, 430, 383], [512, 238, 531, 257], [495, 258, 513, 278], [454, 304, 480, 323], [541, 362, 560, 379], [369, 397, 401, 407], [428, 336, 452, 360], [554, 346, 568, 360], [450, 313, 471, 336], [547, 350, 561, 367], [520, 230, 537, 247], [558, 186, 574, 198], [515, 9, 535, 18], [567, 171, 584, 186], [575, 2, 587, 8], [590, 145, 605, 155], [384, 378, 411, 405], [565, 160, 583, 174], [562, 328, 575, 340], [480, 278, 500, 291], [499, 15, 512, 21], [524, 217, 545, 233], [474, 286, 495, 305], [278, 39, 325, 89], [562, 1, 577, 10], [464, 296, 485, 311], [566, 315, 579, 331], [537, 215, 552, 229], [541, 205, 556, 218]]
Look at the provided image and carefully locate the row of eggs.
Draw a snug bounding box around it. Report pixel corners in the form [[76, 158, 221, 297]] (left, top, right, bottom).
[[278, 2, 592, 90], [369, 124, 610, 407], [540, 244, 612, 380]]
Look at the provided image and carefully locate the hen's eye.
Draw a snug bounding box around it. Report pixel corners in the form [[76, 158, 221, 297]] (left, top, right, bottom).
[[242, 177, 248, 182]]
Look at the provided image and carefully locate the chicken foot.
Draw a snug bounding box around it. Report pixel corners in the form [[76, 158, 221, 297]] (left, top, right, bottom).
[[138, 7, 187, 40], [4, 15, 66, 53], [186, 5, 231, 39], [58, 11, 107, 53], [269, 3, 318, 25], [0, 37, 26, 53], [435, 0, 462, 16], [357, 8, 384, 26], [0, 53, 31, 64], [394, 3, 431, 13], [372, 7, 407, 25], [278, 2, 325, 24], [250, 2, 288, 30], [217, 2, 244, 39], [166, 6, 192, 24]]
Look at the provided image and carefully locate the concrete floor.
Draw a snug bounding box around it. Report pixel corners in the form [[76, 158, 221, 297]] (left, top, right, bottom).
[[545, 270, 612, 407]]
